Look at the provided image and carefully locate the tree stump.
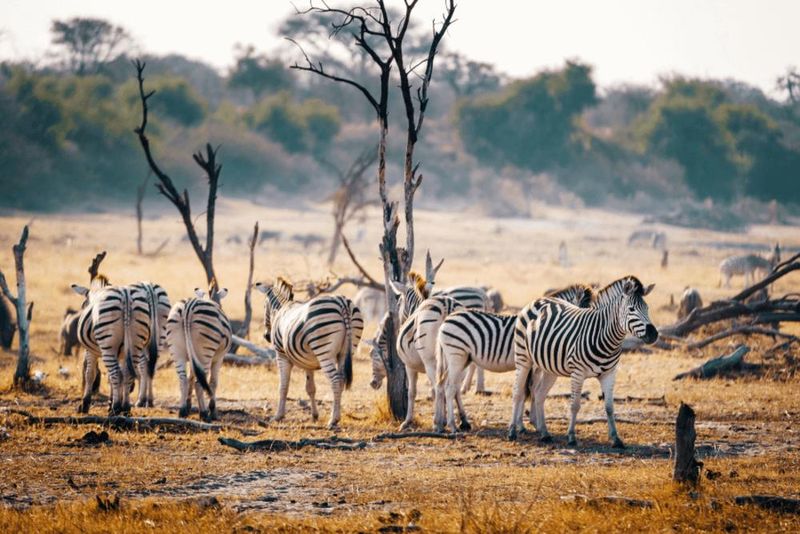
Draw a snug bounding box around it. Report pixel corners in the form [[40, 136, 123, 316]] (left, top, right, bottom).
[[673, 402, 702, 484]]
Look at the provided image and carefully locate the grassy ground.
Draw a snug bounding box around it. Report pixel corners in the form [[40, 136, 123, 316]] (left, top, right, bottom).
[[1, 200, 799, 532]]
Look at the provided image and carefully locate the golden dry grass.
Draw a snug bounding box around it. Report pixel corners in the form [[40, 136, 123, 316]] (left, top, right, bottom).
[[1, 200, 799, 532]]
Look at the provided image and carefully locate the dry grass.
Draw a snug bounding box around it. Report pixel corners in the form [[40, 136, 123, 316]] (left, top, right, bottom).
[[1, 200, 799, 531]]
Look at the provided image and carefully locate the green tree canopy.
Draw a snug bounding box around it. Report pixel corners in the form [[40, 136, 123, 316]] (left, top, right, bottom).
[[50, 17, 131, 75]]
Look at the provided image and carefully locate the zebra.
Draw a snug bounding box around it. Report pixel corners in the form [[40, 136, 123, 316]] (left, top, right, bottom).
[[164, 288, 232, 421], [435, 284, 595, 433], [367, 295, 467, 430], [719, 244, 780, 288], [71, 276, 152, 415], [353, 287, 386, 323], [58, 307, 81, 356], [677, 287, 702, 320], [256, 278, 363, 429], [130, 282, 171, 407], [433, 285, 490, 394], [508, 276, 658, 447]]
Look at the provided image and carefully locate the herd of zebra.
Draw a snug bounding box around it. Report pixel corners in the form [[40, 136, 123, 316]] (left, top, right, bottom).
[[66, 249, 660, 448]]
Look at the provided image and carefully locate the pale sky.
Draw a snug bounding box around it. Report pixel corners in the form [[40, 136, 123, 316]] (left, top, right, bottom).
[[1, 0, 797, 96]]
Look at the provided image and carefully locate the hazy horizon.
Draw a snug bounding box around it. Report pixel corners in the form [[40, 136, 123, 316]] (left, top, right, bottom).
[[1, 0, 798, 96]]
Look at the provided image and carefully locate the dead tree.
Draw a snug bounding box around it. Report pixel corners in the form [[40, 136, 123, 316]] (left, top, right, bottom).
[[135, 173, 149, 255], [291, 0, 456, 420], [238, 222, 259, 338], [0, 226, 33, 387], [133, 60, 222, 301], [324, 146, 378, 265]]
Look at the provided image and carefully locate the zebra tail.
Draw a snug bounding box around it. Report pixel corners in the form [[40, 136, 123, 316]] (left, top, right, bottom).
[[184, 300, 212, 395], [146, 290, 159, 379], [122, 289, 137, 383], [435, 335, 448, 387], [342, 300, 353, 390]]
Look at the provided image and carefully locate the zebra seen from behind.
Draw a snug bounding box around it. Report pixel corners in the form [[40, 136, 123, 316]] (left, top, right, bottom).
[[508, 276, 658, 447], [164, 288, 232, 421], [256, 278, 363, 429], [72, 276, 152, 415], [130, 282, 171, 407]]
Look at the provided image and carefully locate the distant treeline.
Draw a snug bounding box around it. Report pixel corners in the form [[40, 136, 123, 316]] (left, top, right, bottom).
[[1, 16, 799, 211]]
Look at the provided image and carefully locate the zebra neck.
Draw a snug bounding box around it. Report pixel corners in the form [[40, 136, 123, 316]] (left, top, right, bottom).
[[592, 303, 628, 348]]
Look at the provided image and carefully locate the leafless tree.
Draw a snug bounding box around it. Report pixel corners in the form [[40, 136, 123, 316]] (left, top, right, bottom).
[[290, 0, 456, 419], [0, 226, 33, 387], [323, 146, 378, 265], [133, 60, 223, 301], [135, 173, 149, 256], [239, 222, 259, 339]]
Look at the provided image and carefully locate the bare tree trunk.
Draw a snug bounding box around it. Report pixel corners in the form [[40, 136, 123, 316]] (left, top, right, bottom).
[[673, 403, 702, 484], [239, 222, 258, 338], [135, 174, 149, 256], [327, 221, 343, 266], [0, 226, 32, 387]]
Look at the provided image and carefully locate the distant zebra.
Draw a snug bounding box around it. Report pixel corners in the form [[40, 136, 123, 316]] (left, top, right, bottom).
[[353, 287, 386, 323], [719, 244, 780, 288], [130, 282, 171, 407], [677, 287, 702, 320], [436, 284, 594, 433], [59, 307, 81, 356], [164, 288, 232, 421], [256, 278, 363, 429], [508, 276, 658, 447], [72, 276, 152, 415]]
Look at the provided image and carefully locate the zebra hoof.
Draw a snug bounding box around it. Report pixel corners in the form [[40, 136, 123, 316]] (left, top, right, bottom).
[[178, 406, 190, 418], [567, 437, 578, 447], [507, 429, 517, 442], [612, 438, 626, 449], [200, 411, 212, 423], [459, 420, 472, 432], [539, 434, 553, 444], [311, 412, 319, 422], [399, 421, 413, 431], [327, 422, 340, 431], [78, 399, 91, 414]]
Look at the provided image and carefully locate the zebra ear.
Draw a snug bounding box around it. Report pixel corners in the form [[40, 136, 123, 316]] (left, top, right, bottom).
[[71, 284, 89, 297], [216, 288, 229, 300], [194, 288, 205, 298], [388, 279, 405, 297], [622, 279, 635, 295], [255, 282, 269, 294], [642, 283, 655, 296]]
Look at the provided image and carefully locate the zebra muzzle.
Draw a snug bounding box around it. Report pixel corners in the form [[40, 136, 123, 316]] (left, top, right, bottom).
[[643, 324, 659, 344]]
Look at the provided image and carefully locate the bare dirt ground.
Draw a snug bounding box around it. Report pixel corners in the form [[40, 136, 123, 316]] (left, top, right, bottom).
[[1, 199, 799, 532]]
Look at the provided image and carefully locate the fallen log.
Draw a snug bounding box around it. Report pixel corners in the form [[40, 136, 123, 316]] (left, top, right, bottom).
[[219, 435, 366, 452], [734, 495, 800, 514], [673, 345, 750, 381], [2, 408, 259, 435], [373, 431, 462, 441], [561, 494, 654, 508], [673, 403, 702, 485], [230, 335, 275, 360], [223, 353, 273, 366], [687, 326, 797, 350], [598, 394, 667, 406]]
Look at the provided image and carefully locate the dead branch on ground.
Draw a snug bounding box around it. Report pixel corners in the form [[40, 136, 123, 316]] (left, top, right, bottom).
[[687, 326, 798, 350], [673, 345, 751, 381], [373, 431, 462, 441], [734, 495, 800, 514], [219, 435, 366, 452]]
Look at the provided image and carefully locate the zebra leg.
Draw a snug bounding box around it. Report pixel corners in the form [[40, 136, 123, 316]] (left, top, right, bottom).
[[454, 371, 471, 431], [566, 373, 586, 447], [322, 358, 344, 430], [598, 370, 624, 448], [508, 362, 531, 441], [104, 354, 124, 416], [79, 350, 98, 414], [176, 358, 191, 418], [533, 371, 557, 441], [208, 351, 225, 420], [527, 368, 542, 427], [194, 372, 209, 422], [445, 358, 467, 433], [273, 356, 292, 422], [399, 367, 418, 431], [135, 352, 150, 408], [305, 370, 319, 421], [475, 367, 487, 394], [461, 364, 475, 395]]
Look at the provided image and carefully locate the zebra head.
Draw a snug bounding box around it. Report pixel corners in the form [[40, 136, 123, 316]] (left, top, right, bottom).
[[619, 278, 658, 344], [389, 272, 428, 321], [71, 274, 111, 308], [366, 313, 388, 389], [255, 278, 294, 343]]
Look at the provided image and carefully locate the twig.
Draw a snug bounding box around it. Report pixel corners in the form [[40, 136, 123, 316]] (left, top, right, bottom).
[[373, 431, 462, 441], [687, 326, 799, 350], [341, 234, 383, 289], [231, 335, 275, 360], [2, 408, 259, 435], [218, 435, 366, 452]]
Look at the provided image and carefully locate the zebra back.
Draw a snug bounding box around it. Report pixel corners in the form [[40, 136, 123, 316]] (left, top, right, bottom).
[[433, 286, 488, 311], [132, 282, 171, 378]]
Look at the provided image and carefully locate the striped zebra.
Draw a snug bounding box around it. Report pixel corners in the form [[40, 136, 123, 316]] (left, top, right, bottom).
[[508, 276, 658, 447], [130, 282, 171, 407], [436, 284, 594, 433], [71, 276, 152, 415], [719, 244, 780, 288], [256, 278, 363, 429], [164, 288, 232, 421]]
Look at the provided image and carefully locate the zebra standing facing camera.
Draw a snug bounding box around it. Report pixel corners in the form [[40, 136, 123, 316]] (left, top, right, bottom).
[[257, 278, 363, 429], [508, 276, 658, 447]]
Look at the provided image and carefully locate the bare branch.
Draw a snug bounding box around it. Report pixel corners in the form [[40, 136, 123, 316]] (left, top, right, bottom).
[[341, 234, 382, 288]]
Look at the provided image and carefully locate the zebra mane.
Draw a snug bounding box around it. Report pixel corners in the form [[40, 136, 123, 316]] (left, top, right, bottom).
[[545, 283, 594, 307], [408, 271, 428, 298], [597, 276, 644, 301], [91, 274, 110, 289]]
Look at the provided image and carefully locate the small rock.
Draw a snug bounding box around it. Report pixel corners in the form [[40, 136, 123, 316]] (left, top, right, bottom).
[[79, 430, 110, 445], [706, 470, 723, 480]]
